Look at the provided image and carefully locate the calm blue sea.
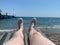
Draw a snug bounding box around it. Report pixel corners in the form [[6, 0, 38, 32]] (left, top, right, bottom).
[[0, 17, 60, 30]]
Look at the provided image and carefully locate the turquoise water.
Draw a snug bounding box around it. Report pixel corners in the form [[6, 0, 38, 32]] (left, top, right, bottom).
[[0, 17, 60, 29]]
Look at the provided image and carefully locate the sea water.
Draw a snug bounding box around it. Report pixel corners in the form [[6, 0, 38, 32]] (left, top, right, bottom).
[[0, 17, 60, 32]]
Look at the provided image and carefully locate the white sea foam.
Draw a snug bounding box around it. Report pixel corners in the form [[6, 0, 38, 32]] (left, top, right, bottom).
[[37, 25, 60, 29], [0, 29, 16, 32]]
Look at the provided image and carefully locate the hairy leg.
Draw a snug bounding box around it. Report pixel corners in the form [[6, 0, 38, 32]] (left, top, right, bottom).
[[3, 18, 24, 45], [29, 18, 55, 45]]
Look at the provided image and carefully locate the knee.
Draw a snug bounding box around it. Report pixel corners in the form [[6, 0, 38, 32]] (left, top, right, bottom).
[[29, 30, 40, 38]]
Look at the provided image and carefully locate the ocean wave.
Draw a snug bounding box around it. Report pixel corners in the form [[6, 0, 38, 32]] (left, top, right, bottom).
[[37, 25, 60, 29]]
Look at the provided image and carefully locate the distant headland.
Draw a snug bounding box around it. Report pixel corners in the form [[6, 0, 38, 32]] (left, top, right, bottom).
[[0, 9, 15, 19]]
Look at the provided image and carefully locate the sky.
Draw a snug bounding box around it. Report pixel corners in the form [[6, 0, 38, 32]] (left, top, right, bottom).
[[0, 0, 60, 17]]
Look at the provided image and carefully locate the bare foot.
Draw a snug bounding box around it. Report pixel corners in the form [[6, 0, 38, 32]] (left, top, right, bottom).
[[28, 17, 36, 32], [18, 18, 23, 30]]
